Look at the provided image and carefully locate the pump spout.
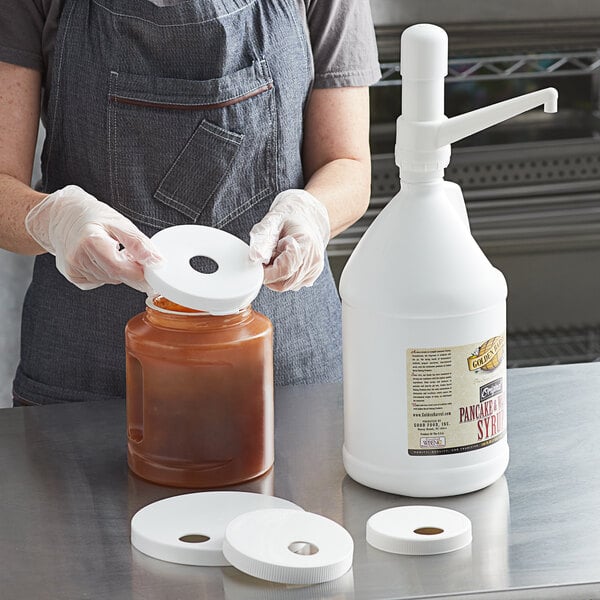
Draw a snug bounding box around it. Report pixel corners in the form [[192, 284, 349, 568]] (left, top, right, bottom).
[[437, 88, 558, 148]]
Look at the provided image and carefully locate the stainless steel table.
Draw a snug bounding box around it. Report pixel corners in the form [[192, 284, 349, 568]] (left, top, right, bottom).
[[1, 363, 599, 600]]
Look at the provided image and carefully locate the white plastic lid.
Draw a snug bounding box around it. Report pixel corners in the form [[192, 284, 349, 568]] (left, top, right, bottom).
[[144, 225, 264, 315], [223, 509, 354, 584], [366, 506, 472, 556], [131, 492, 302, 567]]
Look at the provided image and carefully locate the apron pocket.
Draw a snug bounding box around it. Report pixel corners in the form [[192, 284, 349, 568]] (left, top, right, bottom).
[[108, 60, 276, 230], [153, 120, 244, 220]]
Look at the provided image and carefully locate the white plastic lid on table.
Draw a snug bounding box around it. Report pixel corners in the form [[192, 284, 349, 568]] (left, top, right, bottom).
[[223, 508, 354, 584], [366, 506, 472, 555], [130, 492, 302, 567], [144, 225, 264, 315]]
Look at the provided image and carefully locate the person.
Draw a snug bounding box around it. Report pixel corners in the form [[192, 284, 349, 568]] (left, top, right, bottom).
[[0, 0, 381, 406]]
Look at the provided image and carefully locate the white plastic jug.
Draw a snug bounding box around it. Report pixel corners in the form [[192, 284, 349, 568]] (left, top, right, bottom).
[[340, 24, 558, 497]]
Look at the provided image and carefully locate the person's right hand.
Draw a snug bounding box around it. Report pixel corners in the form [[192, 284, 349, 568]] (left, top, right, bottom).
[[24, 185, 162, 293]]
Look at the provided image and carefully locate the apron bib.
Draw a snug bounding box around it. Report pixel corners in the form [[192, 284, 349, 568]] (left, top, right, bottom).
[[14, 0, 342, 405]]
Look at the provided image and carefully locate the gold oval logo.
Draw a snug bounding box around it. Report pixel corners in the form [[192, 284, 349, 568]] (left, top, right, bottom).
[[467, 336, 504, 372]]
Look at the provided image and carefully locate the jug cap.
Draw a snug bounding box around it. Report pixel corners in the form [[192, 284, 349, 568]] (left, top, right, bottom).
[[131, 492, 303, 567], [366, 505, 472, 555], [144, 225, 264, 315]]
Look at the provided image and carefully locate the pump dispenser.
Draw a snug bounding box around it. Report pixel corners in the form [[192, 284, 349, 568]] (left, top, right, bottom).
[[340, 24, 557, 497]]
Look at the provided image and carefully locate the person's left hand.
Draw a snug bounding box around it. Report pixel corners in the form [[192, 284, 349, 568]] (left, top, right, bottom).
[[249, 189, 330, 292]]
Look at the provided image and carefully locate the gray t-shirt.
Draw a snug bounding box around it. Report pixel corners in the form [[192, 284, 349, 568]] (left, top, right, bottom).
[[0, 0, 381, 109]]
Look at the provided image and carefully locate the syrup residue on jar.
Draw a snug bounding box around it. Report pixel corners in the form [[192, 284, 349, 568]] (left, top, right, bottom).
[[151, 295, 202, 313]]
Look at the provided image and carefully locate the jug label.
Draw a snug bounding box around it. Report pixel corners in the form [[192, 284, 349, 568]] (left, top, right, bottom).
[[406, 334, 506, 456]]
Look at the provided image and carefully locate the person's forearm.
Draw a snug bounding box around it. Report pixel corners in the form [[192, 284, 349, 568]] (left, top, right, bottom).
[[304, 157, 371, 239], [0, 173, 47, 254]]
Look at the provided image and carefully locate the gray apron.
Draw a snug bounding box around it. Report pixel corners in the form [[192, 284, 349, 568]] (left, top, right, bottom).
[[13, 0, 342, 406]]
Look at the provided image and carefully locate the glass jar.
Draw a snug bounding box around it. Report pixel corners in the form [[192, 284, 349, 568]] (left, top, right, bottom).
[[125, 296, 274, 488]]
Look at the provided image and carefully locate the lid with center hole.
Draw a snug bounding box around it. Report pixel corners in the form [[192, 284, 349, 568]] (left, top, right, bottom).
[[366, 505, 472, 555], [223, 508, 354, 584], [144, 225, 264, 315]]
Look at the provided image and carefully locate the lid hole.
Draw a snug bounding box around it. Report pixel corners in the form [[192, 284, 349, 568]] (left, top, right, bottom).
[[288, 541, 319, 555], [414, 527, 444, 535], [179, 534, 211, 543], [189, 255, 219, 274]]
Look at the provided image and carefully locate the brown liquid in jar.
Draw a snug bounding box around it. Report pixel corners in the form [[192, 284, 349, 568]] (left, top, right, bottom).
[[125, 296, 274, 488]]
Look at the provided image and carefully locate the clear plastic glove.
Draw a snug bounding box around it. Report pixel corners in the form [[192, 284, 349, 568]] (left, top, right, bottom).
[[25, 185, 162, 293], [249, 189, 330, 292]]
